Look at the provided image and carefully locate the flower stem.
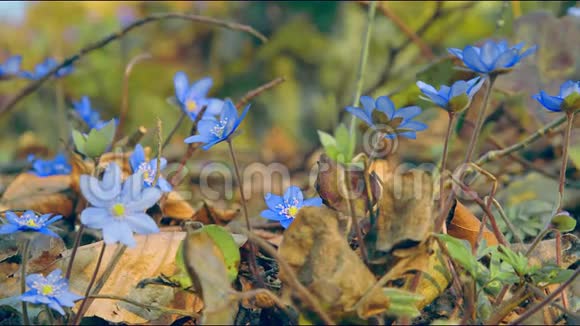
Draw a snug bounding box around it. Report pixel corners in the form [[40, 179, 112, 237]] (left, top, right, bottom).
[[71, 243, 107, 325], [56, 79, 68, 150], [45, 305, 55, 325], [226, 139, 262, 286], [344, 168, 368, 264], [463, 74, 497, 164], [65, 225, 84, 280], [348, 0, 377, 142], [161, 111, 186, 151], [20, 238, 31, 325], [557, 113, 575, 211], [439, 112, 455, 216]]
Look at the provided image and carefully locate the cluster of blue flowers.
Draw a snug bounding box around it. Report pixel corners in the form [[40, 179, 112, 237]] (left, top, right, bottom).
[[0, 55, 73, 80]]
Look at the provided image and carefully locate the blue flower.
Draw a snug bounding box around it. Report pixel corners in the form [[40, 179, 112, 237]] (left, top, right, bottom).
[[184, 99, 250, 150], [346, 95, 428, 139], [129, 144, 172, 192], [73, 96, 109, 130], [448, 40, 537, 74], [568, 7, 580, 17], [80, 163, 162, 247], [0, 55, 22, 79], [416, 77, 484, 113], [28, 153, 72, 177], [533, 80, 580, 113], [260, 186, 323, 229], [174, 72, 224, 120], [21, 58, 74, 80], [20, 269, 82, 316], [0, 210, 62, 238]]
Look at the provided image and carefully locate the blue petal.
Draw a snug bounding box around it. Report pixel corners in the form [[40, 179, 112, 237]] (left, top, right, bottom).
[[467, 77, 484, 97], [462, 46, 489, 73], [480, 40, 500, 69], [2, 55, 21, 74], [261, 209, 287, 221], [80, 207, 110, 229], [559, 80, 580, 98], [519, 45, 537, 59], [55, 291, 83, 307], [280, 218, 294, 229], [173, 71, 189, 103], [227, 103, 250, 139], [187, 77, 213, 99], [197, 119, 219, 137], [184, 134, 211, 144], [45, 214, 63, 226], [47, 299, 66, 316], [533, 91, 563, 112], [284, 186, 304, 204], [345, 106, 373, 126], [124, 213, 159, 234], [397, 131, 417, 139], [156, 177, 173, 192], [447, 48, 464, 60], [493, 49, 519, 69], [399, 120, 428, 131], [201, 138, 223, 151], [302, 197, 323, 207], [450, 80, 470, 98], [204, 98, 225, 116], [376, 96, 396, 119], [102, 222, 135, 247], [221, 99, 238, 132], [5, 211, 20, 224], [130, 144, 146, 172], [359, 96, 375, 115], [393, 106, 422, 123], [0, 224, 20, 234], [264, 193, 284, 211], [125, 187, 162, 212]]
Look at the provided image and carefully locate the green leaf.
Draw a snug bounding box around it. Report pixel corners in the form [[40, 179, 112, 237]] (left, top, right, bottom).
[[317, 130, 336, 148], [383, 287, 424, 318], [532, 264, 575, 285], [71, 129, 87, 155], [84, 120, 116, 158], [171, 241, 193, 289], [203, 225, 241, 283], [551, 212, 577, 233], [436, 234, 478, 276], [334, 123, 354, 162], [496, 245, 530, 276]]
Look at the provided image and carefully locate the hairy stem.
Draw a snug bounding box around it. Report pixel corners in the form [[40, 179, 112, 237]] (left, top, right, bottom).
[[227, 139, 261, 285], [71, 243, 107, 325], [348, 0, 377, 143], [20, 238, 31, 325], [464, 75, 496, 164], [557, 113, 575, 210], [162, 111, 187, 151], [439, 112, 455, 218]]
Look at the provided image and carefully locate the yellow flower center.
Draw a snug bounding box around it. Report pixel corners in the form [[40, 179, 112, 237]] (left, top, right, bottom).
[[143, 170, 150, 181], [26, 220, 38, 227], [111, 203, 125, 217], [287, 206, 299, 217], [185, 100, 197, 112], [41, 285, 54, 296]]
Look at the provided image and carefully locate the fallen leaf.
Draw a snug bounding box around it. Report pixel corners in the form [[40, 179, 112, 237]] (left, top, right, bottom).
[[190, 201, 239, 225], [63, 231, 201, 324], [278, 206, 389, 322], [511, 233, 578, 268], [161, 191, 195, 220], [315, 154, 381, 218], [183, 222, 238, 325], [0, 173, 75, 218], [447, 200, 499, 249]]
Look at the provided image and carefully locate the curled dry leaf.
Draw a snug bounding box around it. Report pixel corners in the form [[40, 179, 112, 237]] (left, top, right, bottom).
[[446, 200, 499, 248], [278, 206, 389, 322], [183, 222, 238, 325], [63, 231, 202, 324], [315, 154, 381, 218], [190, 201, 239, 225], [0, 173, 74, 217], [161, 191, 195, 220]]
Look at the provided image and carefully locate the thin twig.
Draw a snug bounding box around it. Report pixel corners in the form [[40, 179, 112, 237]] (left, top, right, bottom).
[[72, 243, 107, 325], [235, 77, 285, 109], [475, 115, 567, 167], [489, 198, 522, 243], [557, 113, 575, 210], [89, 294, 200, 318], [508, 268, 580, 325], [241, 230, 335, 325], [0, 13, 266, 118], [360, 0, 434, 59], [114, 53, 153, 143], [162, 111, 187, 151]]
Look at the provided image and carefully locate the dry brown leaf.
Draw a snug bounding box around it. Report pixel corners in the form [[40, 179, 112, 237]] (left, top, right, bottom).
[[446, 200, 499, 248], [0, 173, 75, 217], [190, 201, 239, 225], [252, 229, 283, 247], [511, 234, 578, 268], [61, 231, 202, 324], [183, 223, 238, 324], [315, 154, 381, 218], [278, 206, 389, 322], [161, 191, 195, 220]]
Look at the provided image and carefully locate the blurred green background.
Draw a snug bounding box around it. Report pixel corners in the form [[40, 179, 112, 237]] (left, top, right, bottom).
[[0, 1, 577, 165]]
